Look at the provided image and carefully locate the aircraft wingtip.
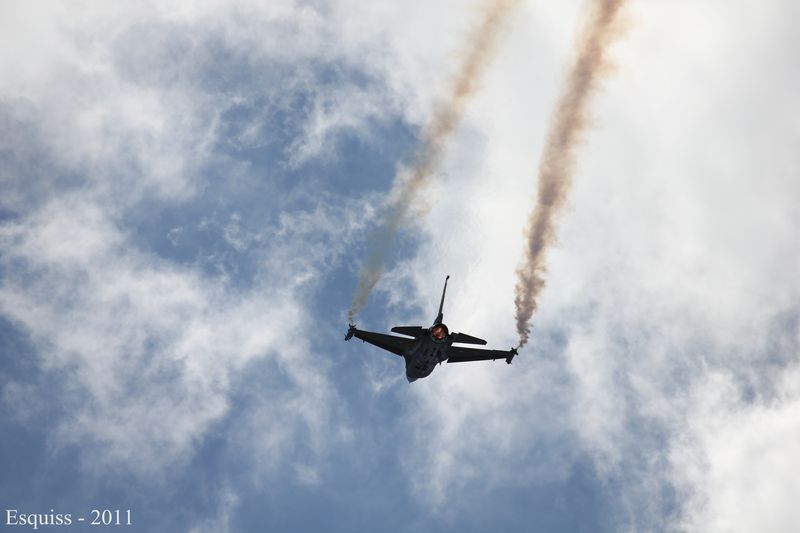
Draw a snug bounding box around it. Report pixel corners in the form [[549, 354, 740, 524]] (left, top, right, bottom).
[[506, 347, 518, 364]]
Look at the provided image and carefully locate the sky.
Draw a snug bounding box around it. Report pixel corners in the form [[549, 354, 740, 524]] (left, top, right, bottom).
[[1, 1, 798, 532]]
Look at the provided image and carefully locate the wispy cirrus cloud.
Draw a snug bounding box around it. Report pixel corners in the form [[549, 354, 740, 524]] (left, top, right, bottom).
[[0, 191, 353, 476], [0, 0, 396, 493]]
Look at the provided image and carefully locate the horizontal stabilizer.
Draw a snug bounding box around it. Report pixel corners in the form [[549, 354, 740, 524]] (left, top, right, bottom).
[[452, 332, 487, 345], [391, 326, 426, 338]]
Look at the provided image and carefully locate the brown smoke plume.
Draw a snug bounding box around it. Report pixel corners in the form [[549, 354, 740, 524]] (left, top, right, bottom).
[[348, 0, 519, 322], [515, 0, 627, 347]]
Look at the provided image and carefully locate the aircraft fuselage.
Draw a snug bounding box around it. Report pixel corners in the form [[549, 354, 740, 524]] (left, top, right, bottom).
[[404, 325, 452, 382]]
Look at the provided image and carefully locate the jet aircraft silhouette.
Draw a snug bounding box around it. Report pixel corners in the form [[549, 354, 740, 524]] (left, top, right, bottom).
[[345, 276, 517, 382]]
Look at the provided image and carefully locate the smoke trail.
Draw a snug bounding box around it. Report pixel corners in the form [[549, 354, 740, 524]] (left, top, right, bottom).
[[515, 0, 627, 347], [348, 0, 519, 322]]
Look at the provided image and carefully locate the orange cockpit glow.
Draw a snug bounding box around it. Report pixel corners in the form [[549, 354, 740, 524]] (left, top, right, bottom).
[[432, 324, 448, 341]]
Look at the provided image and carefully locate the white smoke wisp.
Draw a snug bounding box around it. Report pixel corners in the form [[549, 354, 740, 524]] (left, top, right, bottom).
[[515, 0, 628, 348], [348, 0, 520, 322]]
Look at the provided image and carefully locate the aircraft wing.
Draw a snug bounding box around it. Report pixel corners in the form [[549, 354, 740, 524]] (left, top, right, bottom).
[[447, 345, 517, 364], [350, 328, 413, 357]]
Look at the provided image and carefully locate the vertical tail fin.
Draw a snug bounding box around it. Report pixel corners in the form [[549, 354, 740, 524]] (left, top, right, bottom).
[[434, 275, 449, 324]]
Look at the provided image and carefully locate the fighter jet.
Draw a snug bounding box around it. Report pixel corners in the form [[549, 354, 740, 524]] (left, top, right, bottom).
[[345, 275, 517, 382]]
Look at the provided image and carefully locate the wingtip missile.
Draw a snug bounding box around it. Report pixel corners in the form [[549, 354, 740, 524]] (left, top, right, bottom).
[[506, 347, 518, 364]]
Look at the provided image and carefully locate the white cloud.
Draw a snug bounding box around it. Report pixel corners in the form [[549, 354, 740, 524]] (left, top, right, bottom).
[[0, 193, 312, 474], [671, 366, 800, 533], [0, 4, 385, 497], [361, 0, 800, 528]]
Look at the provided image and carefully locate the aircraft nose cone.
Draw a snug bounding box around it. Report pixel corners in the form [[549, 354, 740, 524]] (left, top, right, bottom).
[[406, 374, 417, 383]]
